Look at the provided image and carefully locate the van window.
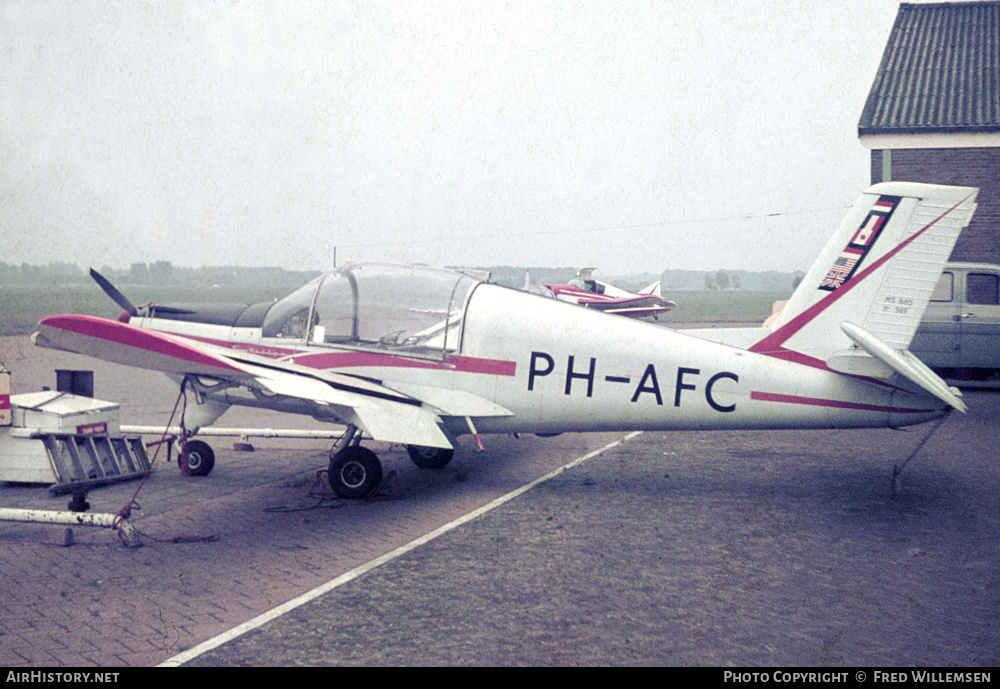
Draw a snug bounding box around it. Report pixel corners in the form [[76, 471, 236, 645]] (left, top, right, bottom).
[[967, 273, 1000, 305], [930, 272, 954, 302]]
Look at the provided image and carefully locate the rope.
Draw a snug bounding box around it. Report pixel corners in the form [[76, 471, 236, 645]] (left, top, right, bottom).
[[262, 468, 404, 512], [111, 380, 219, 545], [891, 411, 951, 499]]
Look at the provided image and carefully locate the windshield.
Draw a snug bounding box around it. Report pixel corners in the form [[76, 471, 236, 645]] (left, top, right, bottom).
[[261, 263, 485, 355]]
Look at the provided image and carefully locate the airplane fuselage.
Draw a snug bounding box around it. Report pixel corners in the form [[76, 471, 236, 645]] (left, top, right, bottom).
[[129, 282, 946, 441]]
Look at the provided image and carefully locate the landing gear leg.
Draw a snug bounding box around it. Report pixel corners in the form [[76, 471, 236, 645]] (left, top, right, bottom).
[[174, 377, 216, 477], [329, 424, 361, 463], [327, 425, 384, 499]]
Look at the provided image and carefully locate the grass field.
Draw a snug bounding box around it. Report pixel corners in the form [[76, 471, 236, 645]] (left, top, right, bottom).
[[658, 288, 787, 325], [0, 283, 790, 336]]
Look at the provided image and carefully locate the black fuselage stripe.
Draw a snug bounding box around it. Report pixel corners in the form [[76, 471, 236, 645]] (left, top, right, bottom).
[[227, 355, 423, 407]]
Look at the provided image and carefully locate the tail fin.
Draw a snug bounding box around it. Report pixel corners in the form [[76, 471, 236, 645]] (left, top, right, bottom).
[[639, 281, 662, 297], [748, 182, 978, 408]]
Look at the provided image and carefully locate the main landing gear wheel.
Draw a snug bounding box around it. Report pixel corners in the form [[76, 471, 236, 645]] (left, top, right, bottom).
[[328, 446, 384, 499], [179, 439, 215, 477], [406, 445, 455, 469]]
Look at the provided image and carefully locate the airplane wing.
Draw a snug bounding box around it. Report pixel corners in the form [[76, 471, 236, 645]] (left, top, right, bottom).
[[32, 315, 455, 448], [574, 293, 675, 314], [552, 287, 667, 309], [603, 305, 674, 318]]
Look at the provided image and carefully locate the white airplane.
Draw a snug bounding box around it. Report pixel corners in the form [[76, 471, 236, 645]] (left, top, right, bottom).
[[31, 182, 978, 499], [544, 268, 676, 319]]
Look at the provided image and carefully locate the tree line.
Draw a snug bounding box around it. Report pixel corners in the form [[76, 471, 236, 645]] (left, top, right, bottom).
[[0, 261, 319, 288], [3, 261, 802, 292]]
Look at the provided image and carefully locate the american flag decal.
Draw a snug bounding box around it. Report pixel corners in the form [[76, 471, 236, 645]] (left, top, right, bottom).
[[819, 252, 860, 290], [819, 194, 900, 291]]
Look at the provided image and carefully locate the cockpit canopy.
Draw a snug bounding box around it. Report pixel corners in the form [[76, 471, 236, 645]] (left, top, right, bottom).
[[261, 263, 486, 355]]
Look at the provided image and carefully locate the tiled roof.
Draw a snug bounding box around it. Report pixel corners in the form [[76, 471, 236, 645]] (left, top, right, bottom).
[[858, 1, 1000, 135]]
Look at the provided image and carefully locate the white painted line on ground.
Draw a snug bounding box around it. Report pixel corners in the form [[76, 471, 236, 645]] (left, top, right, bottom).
[[158, 431, 643, 667]]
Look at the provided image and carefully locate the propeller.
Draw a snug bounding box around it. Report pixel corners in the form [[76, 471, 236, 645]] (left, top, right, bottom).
[[89, 268, 195, 318], [90, 268, 138, 317]]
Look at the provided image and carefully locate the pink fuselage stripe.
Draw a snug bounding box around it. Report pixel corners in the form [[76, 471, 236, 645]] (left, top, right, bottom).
[[751, 390, 935, 414]]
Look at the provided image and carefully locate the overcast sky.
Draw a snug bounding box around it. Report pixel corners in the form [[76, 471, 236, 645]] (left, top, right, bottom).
[[2, 0, 909, 275]]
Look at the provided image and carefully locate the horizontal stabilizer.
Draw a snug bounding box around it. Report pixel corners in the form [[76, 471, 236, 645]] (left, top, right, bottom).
[[838, 321, 966, 413], [824, 348, 895, 379]]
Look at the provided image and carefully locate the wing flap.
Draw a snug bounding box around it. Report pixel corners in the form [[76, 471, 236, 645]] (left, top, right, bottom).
[[236, 362, 452, 448], [350, 403, 452, 449], [384, 381, 514, 418]]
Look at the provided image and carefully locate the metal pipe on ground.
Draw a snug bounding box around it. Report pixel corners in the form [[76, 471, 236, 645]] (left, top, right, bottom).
[[0, 507, 142, 548]]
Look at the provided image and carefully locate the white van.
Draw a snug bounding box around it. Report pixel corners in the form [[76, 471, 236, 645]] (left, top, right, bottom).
[[911, 262, 1000, 378]]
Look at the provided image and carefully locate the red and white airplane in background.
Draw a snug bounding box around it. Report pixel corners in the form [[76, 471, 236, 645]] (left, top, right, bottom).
[[32, 182, 978, 499], [543, 268, 675, 320]]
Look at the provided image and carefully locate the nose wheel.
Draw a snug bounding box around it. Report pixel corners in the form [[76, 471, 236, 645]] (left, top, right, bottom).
[[178, 439, 215, 476]]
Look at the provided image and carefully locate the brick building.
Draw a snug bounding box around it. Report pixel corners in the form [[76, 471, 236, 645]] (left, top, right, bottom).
[[858, 1, 1000, 263]]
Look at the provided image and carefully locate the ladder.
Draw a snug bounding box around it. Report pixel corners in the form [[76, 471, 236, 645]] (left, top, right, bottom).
[[38, 433, 151, 495]]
